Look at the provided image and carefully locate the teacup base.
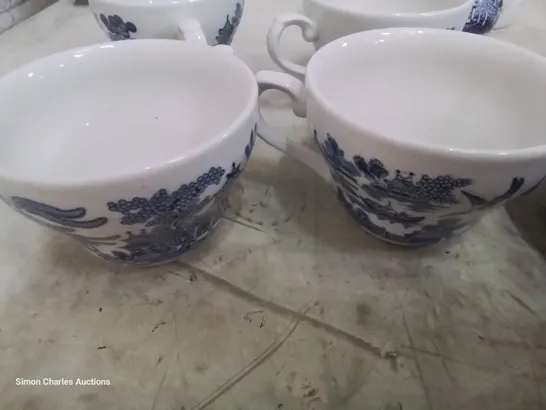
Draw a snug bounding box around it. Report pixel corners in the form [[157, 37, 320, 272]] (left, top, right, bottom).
[[337, 190, 475, 247], [84, 218, 222, 267]]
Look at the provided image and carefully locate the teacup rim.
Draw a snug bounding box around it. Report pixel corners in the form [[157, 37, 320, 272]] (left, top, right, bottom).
[[305, 27, 546, 163], [88, 0, 201, 8], [0, 39, 258, 190], [308, 0, 474, 19]]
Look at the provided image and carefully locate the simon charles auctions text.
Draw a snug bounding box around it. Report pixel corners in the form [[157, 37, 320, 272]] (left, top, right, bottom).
[[16, 378, 110, 386]]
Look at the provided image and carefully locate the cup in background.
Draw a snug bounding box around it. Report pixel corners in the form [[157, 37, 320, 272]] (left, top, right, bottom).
[[267, 0, 473, 79], [89, 0, 244, 46]]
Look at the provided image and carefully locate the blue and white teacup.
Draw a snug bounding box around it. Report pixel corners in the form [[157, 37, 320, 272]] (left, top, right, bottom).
[[463, 0, 523, 33], [0, 39, 288, 265], [257, 28, 546, 246], [267, 0, 473, 79], [89, 0, 243, 46], [494, 0, 524, 29], [463, 0, 503, 34]]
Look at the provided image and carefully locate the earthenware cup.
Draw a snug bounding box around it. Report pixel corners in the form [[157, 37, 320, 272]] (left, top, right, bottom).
[[267, 0, 473, 79], [463, 0, 503, 34], [257, 28, 546, 246], [89, 0, 244, 46], [0, 39, 297, 266]]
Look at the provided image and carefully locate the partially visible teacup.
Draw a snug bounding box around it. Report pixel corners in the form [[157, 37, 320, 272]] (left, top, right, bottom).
[[463, 0, 503, 34], [89, 0, 244, 46], [494, 0, 524, 29], [267, 0, 473, 79], [257, 28, 546, 246], [0, 39, 262, 266]]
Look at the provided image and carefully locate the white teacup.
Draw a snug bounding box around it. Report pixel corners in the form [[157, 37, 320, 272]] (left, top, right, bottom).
[[0, 39, 287, 265], [257, 28, 546, 246], [89, 0, 243, 46], [267, 0, 474, 79]]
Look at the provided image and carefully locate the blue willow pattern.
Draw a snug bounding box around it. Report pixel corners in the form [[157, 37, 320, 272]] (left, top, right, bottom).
[[215, 2, 244, 45], [98, 14, 137, 41], [8, 197, 121, 252], [315, 131, 528, 246], [9, 128, 257, 265], [464, 0, 503, 34]]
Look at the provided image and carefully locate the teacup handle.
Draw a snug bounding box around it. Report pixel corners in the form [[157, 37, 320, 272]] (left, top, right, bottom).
[[177, 19, 208, 44], [255, 70, 331, 182], [266, 14, 319, 79]]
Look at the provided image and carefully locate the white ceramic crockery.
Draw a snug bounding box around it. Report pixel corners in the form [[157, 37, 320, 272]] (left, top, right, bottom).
[[257, 28, 546, 246], [89, 0, 243, 46], [0, 39, 291, 266], [267, 0, 474, 79]]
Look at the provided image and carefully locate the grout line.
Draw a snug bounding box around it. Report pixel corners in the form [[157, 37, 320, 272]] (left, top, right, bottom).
[[169, 261, 397, 361]]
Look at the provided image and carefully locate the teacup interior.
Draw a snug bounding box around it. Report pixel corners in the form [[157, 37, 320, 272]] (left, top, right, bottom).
[[317, 0, 468, 14], [0, 41, 255, 183], [307, 29, 546, 153]]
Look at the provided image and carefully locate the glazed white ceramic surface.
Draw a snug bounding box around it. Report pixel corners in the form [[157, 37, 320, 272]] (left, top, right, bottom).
[[257, 28, 546, 246], [267, 0, 474, 79], [89, 0, 243, 46], [0, 39, 259, 265]]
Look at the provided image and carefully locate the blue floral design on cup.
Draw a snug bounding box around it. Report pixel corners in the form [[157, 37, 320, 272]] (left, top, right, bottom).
[[99, 14, 137, 41], [215, 1, 244, 46], [9, 128, 257, 265], [316, 131, 532, 246], [464, 0, 503, 34]]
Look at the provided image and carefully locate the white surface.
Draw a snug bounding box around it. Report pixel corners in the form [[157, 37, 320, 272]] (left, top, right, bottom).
[[1, 0, 546, 409]]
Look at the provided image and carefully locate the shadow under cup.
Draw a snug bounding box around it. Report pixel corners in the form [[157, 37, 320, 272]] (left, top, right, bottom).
[[0, 40, 258, 265], [304, 29, 546, 246]]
